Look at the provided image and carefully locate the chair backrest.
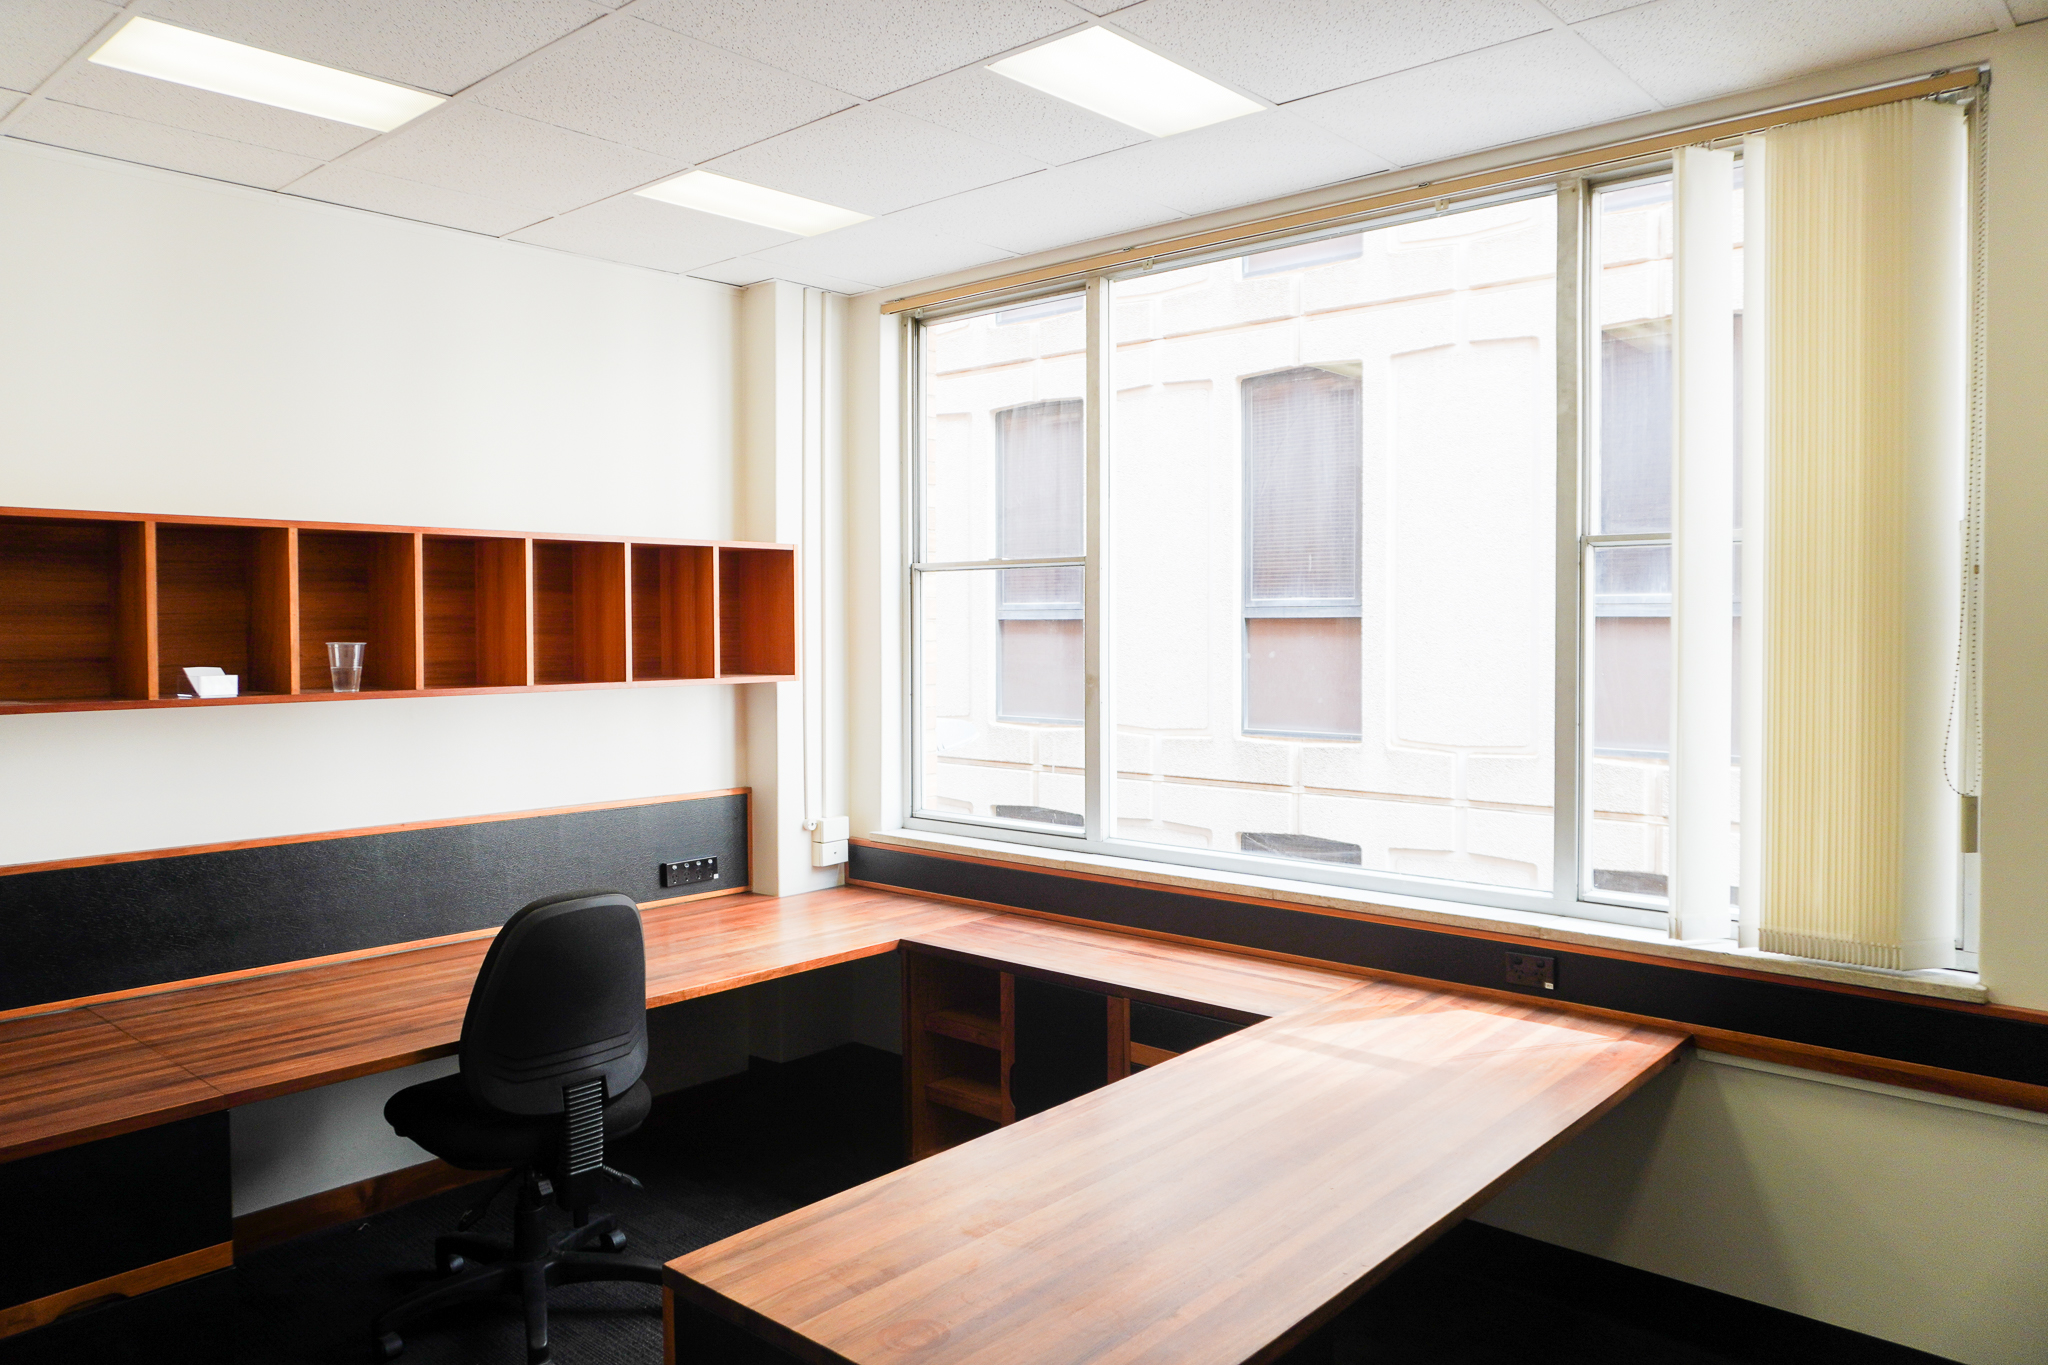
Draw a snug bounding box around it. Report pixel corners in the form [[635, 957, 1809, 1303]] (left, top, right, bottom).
[[459, 890, 647, 1117]]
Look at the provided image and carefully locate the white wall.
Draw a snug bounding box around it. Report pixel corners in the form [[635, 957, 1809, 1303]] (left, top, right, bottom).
[[1477, 1052, 2048, 1365], [0, 138, 752, 1211], [0, 139, 742, 866]]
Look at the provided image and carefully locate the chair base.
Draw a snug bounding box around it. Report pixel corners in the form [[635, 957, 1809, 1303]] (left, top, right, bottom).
[[373, 1172, 661, 1364]]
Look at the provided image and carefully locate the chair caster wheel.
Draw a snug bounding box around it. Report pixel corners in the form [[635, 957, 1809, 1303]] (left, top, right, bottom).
[[596, 1229, 627, 1253], [375, 1330, 404, 1360], [439, 1252, 467, 1275]]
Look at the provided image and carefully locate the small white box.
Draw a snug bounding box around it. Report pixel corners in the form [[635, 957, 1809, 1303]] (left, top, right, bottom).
[[809, 816, 850, 844], [812, 839, 848, 867], [183, 667, 239, 698]]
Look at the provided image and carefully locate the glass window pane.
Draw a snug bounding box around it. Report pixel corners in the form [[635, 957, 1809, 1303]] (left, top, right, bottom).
[[1111, 197, 1557, 891], [917, 568, 1082, 832], [1245, 367, 1362, 608], [1593, 178, 1673, 537], [1587, 543, 1671, 900], [920, 295, 1085, 564], [1245, 618, 1361, 738]]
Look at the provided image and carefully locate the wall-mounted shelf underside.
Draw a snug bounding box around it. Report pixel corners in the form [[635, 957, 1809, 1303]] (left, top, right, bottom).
[[0, 507, 797, 716]]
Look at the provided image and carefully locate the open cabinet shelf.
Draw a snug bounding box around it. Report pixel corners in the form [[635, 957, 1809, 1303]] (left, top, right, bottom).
[[0, 508, 797, 716]]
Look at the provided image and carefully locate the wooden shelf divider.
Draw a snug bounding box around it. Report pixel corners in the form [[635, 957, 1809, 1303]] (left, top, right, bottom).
[[0, 507, 794, 716]]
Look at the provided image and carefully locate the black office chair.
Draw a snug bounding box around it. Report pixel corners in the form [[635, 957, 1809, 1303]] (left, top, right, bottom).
[[373, 890, 662, 1364]]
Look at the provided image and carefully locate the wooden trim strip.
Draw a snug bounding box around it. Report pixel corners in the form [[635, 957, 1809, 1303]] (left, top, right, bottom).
[[851, 840, 2036, 1023], [233, 1158, 499, 1257], [852, 877, 2048, 1118], [1, 789, 749, 879], [0, 884, 750, 1025], [881, 69, 1980, 316], [0, 678, 795, 717], [0, 1242, 232, 1340], [0, 504, 791, 552]]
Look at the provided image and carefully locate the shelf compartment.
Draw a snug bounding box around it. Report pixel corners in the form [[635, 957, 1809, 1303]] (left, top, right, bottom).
[[0, 516, 154, 703], [717, 547, 796, 677], [925, 1076, 1005, 1124], [155, 524, 293, 699], [533, 540, 628, 686], [296, 531, 420, 692], [925, 1008, 1003, 1051], [422, 536, 529, 689], [630, 544, 715, 681]]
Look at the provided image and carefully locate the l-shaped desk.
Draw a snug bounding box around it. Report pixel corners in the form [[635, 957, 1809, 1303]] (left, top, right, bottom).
[[0, 886, 1683, 1364]]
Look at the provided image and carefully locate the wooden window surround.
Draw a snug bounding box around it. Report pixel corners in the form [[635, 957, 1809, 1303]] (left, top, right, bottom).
[[0, 507, 796, 715]]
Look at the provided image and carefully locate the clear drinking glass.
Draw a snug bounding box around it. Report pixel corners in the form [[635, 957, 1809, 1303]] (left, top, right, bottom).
[[327, 641, 365, 693]]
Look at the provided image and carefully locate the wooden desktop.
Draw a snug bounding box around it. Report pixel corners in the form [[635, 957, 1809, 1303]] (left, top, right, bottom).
[[0, 887, 1681, 1363]]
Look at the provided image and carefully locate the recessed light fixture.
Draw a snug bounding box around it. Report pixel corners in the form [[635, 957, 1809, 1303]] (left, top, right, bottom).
[[987, 27, 1262, 139], [636, 171, 870, 237], [89, 17, 444, 132]]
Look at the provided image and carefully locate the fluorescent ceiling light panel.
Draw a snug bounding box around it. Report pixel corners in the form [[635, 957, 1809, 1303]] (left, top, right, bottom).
[[988, 28, 1262, 139], [89, 17, 444, 132], [636, 171, 870, 236]]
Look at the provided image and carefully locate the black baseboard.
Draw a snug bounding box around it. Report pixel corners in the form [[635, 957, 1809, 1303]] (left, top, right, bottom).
[[0, 794, 747, 1011], [1284, 1221, 1956, 1364], [849, 842, 2048, 1090]]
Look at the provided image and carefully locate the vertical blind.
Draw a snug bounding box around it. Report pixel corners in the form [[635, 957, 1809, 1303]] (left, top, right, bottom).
[[1755, 98, 1967, 969]]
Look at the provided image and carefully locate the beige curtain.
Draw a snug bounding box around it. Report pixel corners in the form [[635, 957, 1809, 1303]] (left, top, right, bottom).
[[1755, 99, 1965, 969]]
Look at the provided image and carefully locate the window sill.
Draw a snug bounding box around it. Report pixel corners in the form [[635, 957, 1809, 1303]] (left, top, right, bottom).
[[859, 829, 1989, 1007]]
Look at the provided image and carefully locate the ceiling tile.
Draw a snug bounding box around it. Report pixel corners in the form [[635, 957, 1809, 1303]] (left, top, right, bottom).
[[1542, 0, 1652, 20], [1573, 0, 1994, 106], [703, 103, 1042, 217], [690, 256, 876, 292], [1288, 31, 1653, 168], [509, 194, 797, 272], [6, 100, 321, 188], [474, 18, 853, 163], [1069, 109, 1391, 219], [2013, 0, 2048, 20], [1109, 0, 1545, 104], [879, 64, 1148, 166], [287, 162, 544, 234], [0, 95, 21, 120], [44, 63, 376, 160], [342, 102, 680, 214], [746, 218, 1012, 289], [133, 0, 608, 95], [631, 0, 1080, 100], [886, 159, 1186, 256], [687, 258, 773, 287], [0, 0, 118, 94], [1071, 0, 1144, 12]]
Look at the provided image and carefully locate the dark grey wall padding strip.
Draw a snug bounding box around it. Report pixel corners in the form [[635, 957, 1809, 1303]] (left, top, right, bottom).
[[848, 842, 2048, 1090], [0, 795, 747, 1012]]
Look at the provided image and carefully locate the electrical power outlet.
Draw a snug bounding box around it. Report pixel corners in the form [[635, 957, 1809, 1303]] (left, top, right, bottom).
[[1505, 951, 1556, 991], [660, 857, 719, 889]]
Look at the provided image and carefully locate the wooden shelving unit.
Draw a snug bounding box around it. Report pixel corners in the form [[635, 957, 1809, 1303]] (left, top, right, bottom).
[[0, 507, 796, 715], [905, 952, 1014, 1160]]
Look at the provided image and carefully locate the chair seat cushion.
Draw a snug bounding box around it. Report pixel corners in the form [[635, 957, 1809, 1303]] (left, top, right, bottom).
[[385, 1074, 652, 1170]]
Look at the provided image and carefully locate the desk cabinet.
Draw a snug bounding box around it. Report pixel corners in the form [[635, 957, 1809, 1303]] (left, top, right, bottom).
[[903, 948, 1250, 1156], [0, 1113, 231, 1356]]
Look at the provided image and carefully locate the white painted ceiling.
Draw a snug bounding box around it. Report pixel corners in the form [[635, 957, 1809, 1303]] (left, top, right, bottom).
[[0, 0, 2024, 294]]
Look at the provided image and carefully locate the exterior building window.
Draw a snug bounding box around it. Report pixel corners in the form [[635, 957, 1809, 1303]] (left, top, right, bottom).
[[1242, 366, 1363, 740], [996, 399, 1084, 724]]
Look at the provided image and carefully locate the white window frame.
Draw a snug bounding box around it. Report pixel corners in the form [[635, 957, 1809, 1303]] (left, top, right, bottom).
[[903, 182, 1699, 932]]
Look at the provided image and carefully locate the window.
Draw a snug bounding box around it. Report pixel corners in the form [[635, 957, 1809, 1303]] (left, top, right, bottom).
[[915, 294, 1087, 831], [996, 399, 1084, 724], [1242, 367, 1362, 740], [908, 92, 1975, 960]]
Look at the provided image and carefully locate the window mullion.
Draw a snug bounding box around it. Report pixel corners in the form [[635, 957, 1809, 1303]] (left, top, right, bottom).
[[1082, 276, 1111, 846]]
